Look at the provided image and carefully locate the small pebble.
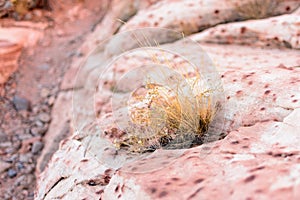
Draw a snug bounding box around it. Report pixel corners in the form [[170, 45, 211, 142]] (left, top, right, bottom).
[[7, 169, 17, 178], [38, 113, 51, 123], [0, 161, 11, 173], [24, 164, 34, 174], [17, 133, 31, 140], [39, 127, 48, 136], [32, 106, 39, 114], [14, 175, 26, 186], [40, 88, 50, 98], [48, 96, 55, 106], [19, 154, 32, 163], [13, 96, 30, 111], [33, 9, 42, 17], [30, 127, 39, 135], [40, 104, 50, 112], [0, 141, 12, 148], [31, 141, 44, 154], [35, 120, 44, 127], [16, 162, 24, 170], [24, 13, 32, 20], [19, 110, 29, 118]]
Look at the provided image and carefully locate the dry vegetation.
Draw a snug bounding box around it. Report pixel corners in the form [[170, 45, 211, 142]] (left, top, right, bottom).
[[110, 67, 220, 153]]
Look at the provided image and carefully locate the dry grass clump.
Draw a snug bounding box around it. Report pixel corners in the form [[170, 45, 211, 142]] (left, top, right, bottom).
[[111, 70, 219, 153], [236, 0, 279, 20], [99, 29, 222, 153]]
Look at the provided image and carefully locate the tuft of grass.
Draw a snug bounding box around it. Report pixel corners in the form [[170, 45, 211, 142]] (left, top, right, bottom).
[[111, 70, 219, 153], [236, 0, 280, 20], [100, 29, 222, 153]]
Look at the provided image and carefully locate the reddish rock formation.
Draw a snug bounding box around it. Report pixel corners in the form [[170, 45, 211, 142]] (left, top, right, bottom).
[[0, 26, 43, 84], [0, 40, 22, 84]]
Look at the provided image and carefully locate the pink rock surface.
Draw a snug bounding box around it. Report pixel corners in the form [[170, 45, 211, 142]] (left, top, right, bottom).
[[120, 0, 300, 35], [35, 138, 111, 200], [61, 0, 300, 90], [61, 0, 164, 90], [36, 1, 300, 199], [103, 114, 300, 200], [192, 7, 300, 49], [35, 42, 300, 199]]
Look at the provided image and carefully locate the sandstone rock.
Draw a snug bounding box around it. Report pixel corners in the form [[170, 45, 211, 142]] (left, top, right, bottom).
[[120, 0, 300, 34], [36, 1, 300, 199], [191, 7, 300, 49], [36, 43, 300, 200], [196, 43, 300, 71], [71, 36, 300, 134], [81, 0, 163, 55], [12, 95, 30, 111], [31, 141, 44, 155], [0, 40, 22, 84], [0, 26, 43, 83], [200, 44, 300, 130], [102, 115, 300, 200], [36, 109, 300, 199], [35, 138, 113, 200], [61, 0, 144, 90]]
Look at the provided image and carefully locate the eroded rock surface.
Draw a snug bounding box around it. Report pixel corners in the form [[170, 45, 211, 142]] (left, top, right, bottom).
[[103, 111, 300, 199], [36, 1, 300, 200], [192, 7, 300, 49]]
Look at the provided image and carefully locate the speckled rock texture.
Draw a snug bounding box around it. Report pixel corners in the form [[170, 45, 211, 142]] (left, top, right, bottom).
[[192, 7, 300, 49], [36, 1, 300, 200]]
